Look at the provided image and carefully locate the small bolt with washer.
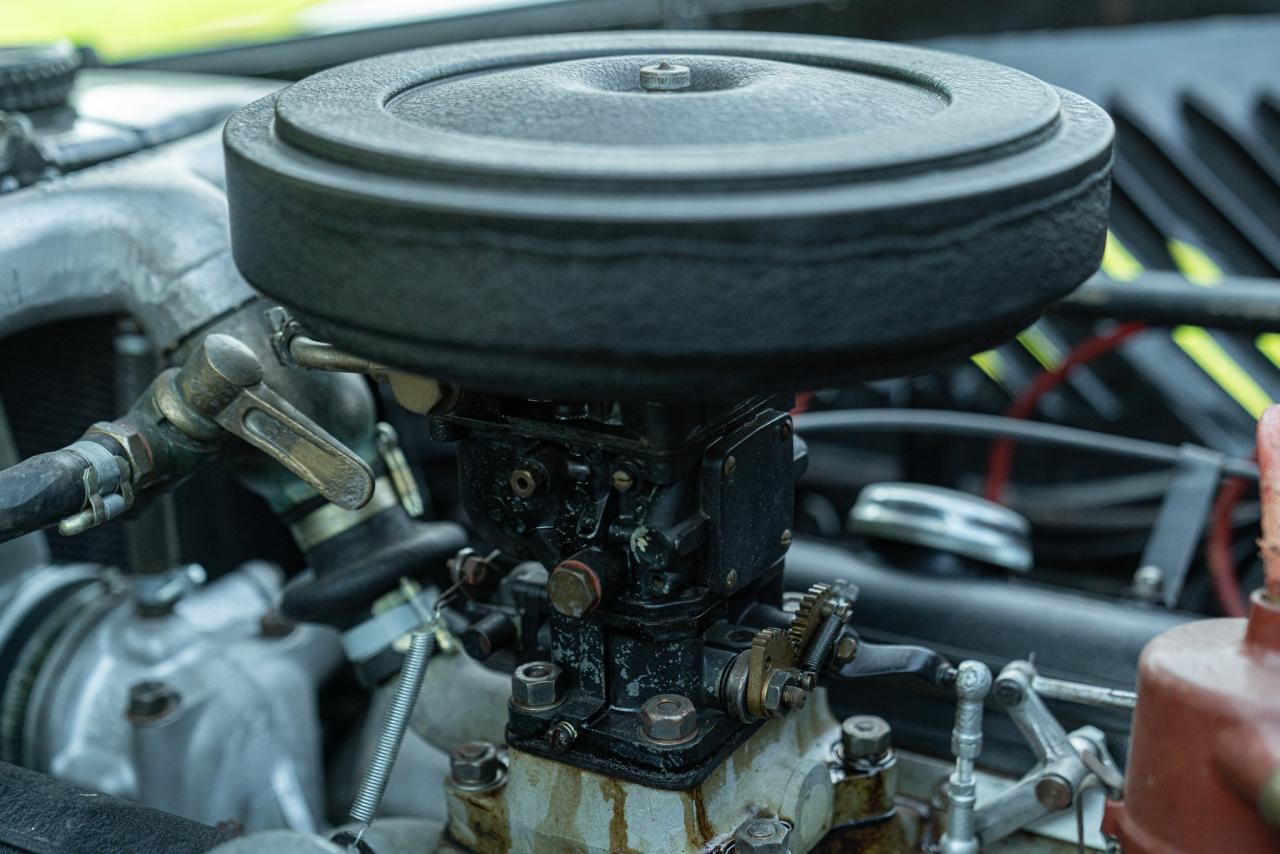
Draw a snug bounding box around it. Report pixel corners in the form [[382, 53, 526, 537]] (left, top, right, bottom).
[[639, 60, 691, 91], [548, 721, 578, 753], [734, 816, 790, 854], [841, 714, 892, 763], [450, 741, 503, 789]]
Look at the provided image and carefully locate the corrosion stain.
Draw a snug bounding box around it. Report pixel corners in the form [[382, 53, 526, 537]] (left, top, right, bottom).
[[598, 777, 642, 854], [532, 760, 589, 854], [455, 786, 511, 853]]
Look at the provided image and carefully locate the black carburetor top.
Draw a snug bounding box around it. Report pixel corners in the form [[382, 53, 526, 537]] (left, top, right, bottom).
[[223, 31, 1113, 400]]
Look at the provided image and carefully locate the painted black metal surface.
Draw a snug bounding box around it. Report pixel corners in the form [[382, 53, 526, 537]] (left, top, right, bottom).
[[224, 31, 1113, 398]]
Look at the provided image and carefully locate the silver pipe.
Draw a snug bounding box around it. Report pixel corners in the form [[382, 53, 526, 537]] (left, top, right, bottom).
[[349, 631, 435, 831], [1031, 674, 1137, 711]]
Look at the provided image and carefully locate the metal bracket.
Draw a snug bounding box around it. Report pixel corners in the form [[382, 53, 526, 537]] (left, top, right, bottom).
[[1136, 442, 1225, 607]]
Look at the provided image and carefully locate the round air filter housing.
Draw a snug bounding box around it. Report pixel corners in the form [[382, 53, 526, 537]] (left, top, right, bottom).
[[224, 32, 1113, 399]]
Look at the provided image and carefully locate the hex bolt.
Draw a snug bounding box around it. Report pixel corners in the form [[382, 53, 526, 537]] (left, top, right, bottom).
[[610, 469, 635, 492], [842, 715, 892, 763], [509, 465, 543, 498], [734, 816, 791, 854], [640, 694, 698, 743], [639, 60, 691, 92], [450, 741, 502, 789], [548, 721, 578, 753], [548, 560, 602, 618], [511, 661, 564, 709], [126, 681, 180, 725]]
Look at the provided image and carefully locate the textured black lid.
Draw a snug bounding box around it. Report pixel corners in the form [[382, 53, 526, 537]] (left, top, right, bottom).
[[224, 31, 1114, 399]]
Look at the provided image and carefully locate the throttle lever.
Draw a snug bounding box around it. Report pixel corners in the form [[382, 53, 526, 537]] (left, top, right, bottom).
[[832, 636, 957, 688], [155, 333, 374, 510]]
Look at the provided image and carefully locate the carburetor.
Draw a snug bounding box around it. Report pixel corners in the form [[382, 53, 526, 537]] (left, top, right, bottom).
[[218, 30, 1115, 852]]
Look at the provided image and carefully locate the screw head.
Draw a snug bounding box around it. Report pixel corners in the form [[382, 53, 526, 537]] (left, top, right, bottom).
[[639, 60, 691, 91], [548, 560, 602, 618], [126, 681, 180, 725], [780, 528, 793, 548], [450, 741, 502, 789], [611, 469, 635, 492], [639, 693, 698, 743], [548, 721, 578, 753], [842, 715, 892, 761], [722, 455, 737, 478], [511, 661, 564, 709], [734, 817, 790, 853]]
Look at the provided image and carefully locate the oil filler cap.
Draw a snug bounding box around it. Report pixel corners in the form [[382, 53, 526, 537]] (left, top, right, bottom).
[[224, 32, 1114, 399]]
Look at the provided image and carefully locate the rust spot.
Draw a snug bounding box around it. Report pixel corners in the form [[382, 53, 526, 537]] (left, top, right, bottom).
[[454, 786, 511, 853], [599, 777, 642, 854]]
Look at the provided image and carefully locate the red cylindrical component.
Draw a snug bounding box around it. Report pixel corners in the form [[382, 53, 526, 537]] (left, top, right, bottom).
[[1104, 589, 1280, 852]]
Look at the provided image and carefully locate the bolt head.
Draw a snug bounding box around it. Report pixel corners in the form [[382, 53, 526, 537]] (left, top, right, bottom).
[[639, 693, 698, 743], [1035, 773, 1074, 810], [734, 817, 790, 853], [126, 681, 180, 725], [639, 60, 691, 91], [833, 635, 858, 665], [842, 715, 892, 761], [548, 561, 601, 618], [450, 741, 502, 789], [780, 528, 793, 548], [511, 661, 564, 709]]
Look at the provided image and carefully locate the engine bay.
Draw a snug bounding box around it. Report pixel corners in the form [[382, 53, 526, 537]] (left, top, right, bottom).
[[0, 7, 1278, 854]]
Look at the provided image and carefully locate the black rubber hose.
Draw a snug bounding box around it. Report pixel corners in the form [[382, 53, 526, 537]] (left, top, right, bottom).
[[0, 449, 90, 544], [1054, 271, 1280, 331], [282, 521, 467, 622], [794, 409, 1258, 481]]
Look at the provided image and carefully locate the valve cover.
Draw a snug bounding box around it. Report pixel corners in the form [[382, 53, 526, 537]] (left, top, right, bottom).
[[223, 31, 1113, 398]]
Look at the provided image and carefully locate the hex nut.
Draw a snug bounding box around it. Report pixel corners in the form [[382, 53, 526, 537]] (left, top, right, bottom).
[[511, 661, 564, 709], [734, 817, 790, 854], [548, 560, 601, 618], [842, 715, 892, 761], [509, 464, 544, 498], [761, 670, 798, 718], [450, 741, 502, 789], [640, 694, 698, 743]]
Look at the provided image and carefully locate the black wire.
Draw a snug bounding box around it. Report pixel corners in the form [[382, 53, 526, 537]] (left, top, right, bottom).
[[794, 409, 1258, 481]]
